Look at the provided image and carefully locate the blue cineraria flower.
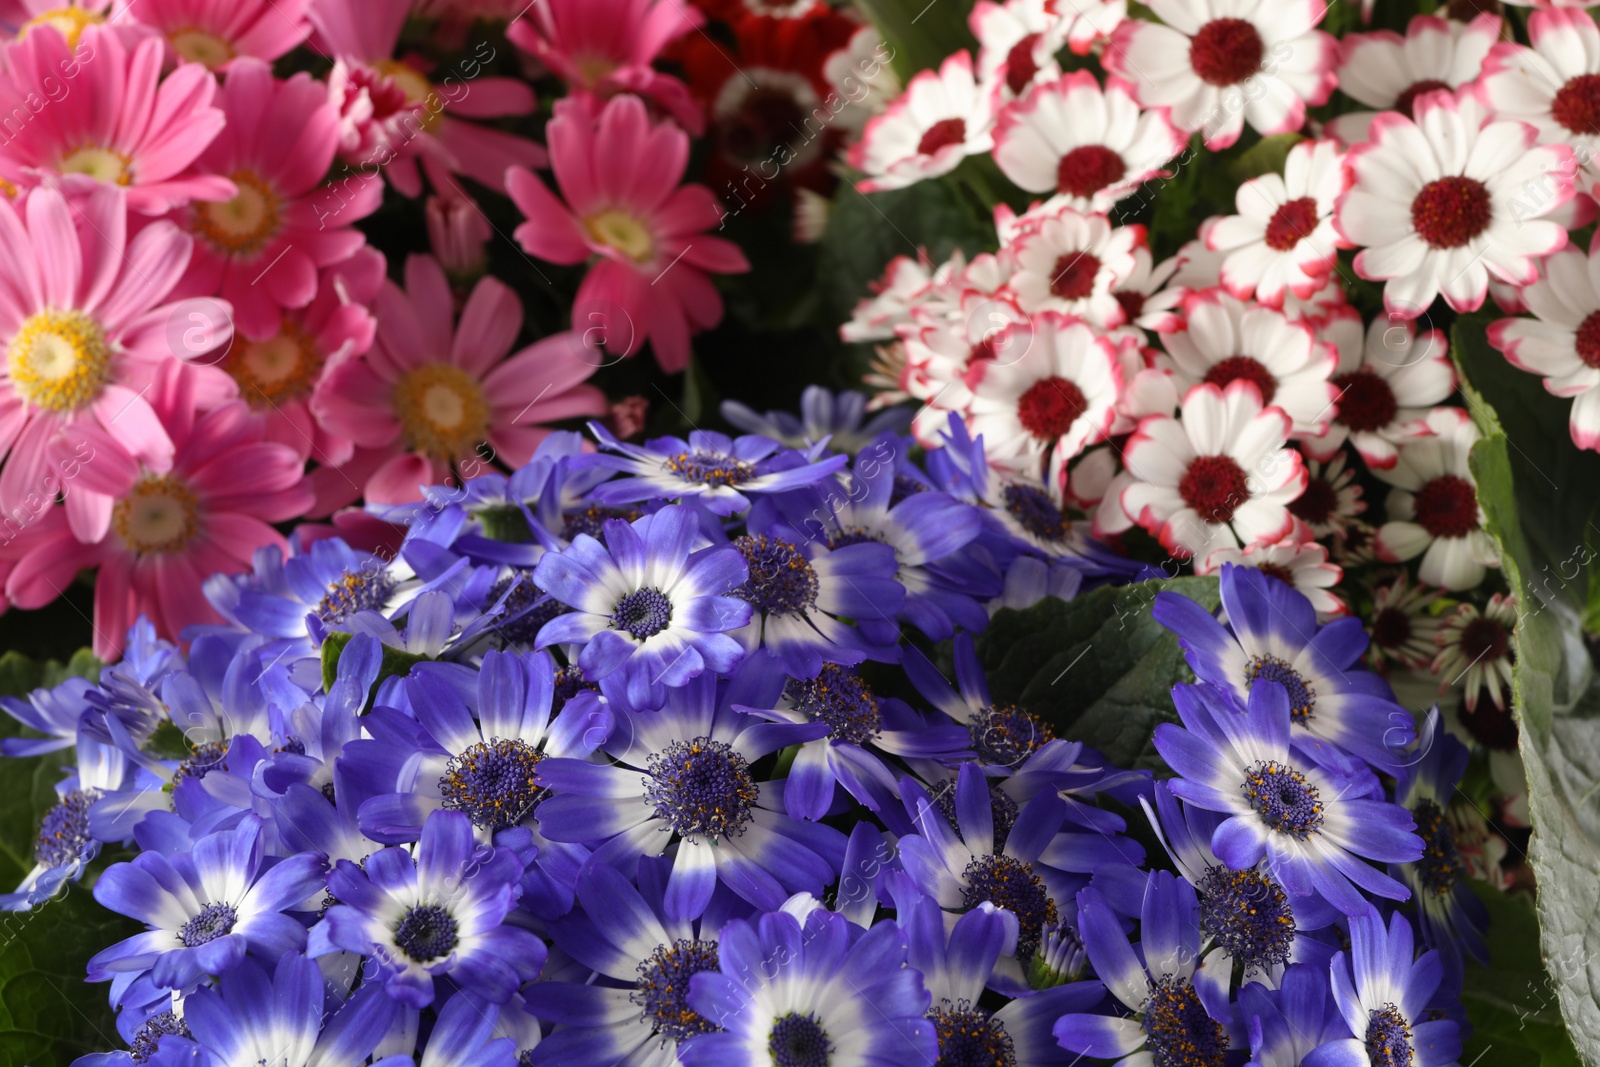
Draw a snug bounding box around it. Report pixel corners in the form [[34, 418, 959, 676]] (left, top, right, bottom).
[[680, 908, 939, 1067], [1054, 871, 1237, 1067], [0, 672, 95, 755], [533, 505, 751, 710], [898, 761, 1145, 967], [88, 814, 326, 991], [523, 857, 748, 1067], [81, 618, 184, 749], [535, 674, 845, 919], [777, 440, 996, 641], [721, 385, 912, 454], [1153, 681, 1421, 916], [730, 661, 970, 820], [586, 422, 849, 517], [1392, 710, 1488, 971], [1154, 563, 1416, 772], [1238, 963, 1344, 1067], [901, 890, 1105, 1066], [1141, 781, 1339, 985], [2, 730, 132, 911], [1305, 908, 1460, 1067], [723, 518, 904, 678], [176, 952, 399, 1067], [315, 808, 545, 1008]]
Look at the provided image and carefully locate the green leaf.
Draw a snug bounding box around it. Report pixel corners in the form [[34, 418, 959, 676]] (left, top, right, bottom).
[[852, 0, 977, 80], [973, 576, 1218, 770], [320, 631, 429, 705], [1228, 133, 1305, 182], [1461, 883, 1583, 1067], [1455, 316, 1600, 1063]]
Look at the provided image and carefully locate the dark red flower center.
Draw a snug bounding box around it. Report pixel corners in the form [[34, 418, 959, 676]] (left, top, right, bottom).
[[1410, 176, 1492, 249], [1017, 376, 1090, 440], [1180, 454, 1250, 524], [1057, 144, 1128, 199], [1115, 288, 1146, 322], [1331, 369, 1398, 433], [1050, 253, 1102, 300], [1370, 606, 1413, 650], [1189, 18, 1264, 87], [1005, 33, 1042, 97], [1553, 73, 1600, 136], [1288, 473, 1337, 525], [1576, 310, 1600, 369], [1203, 355, 1277, 405], [1412, 474, 1479, 539], [917, 117, 968, 157], [1459, 615, 1510, 663], [1264, 197, 1320, 251], [1394, 79, 1450, 119], [1256, 562, 1295, 585]]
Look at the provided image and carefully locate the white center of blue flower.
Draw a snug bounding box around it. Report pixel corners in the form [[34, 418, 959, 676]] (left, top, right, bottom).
[[1197, 865, 1295, 973], [394, 904, 458, 961], [1241, 760, 1324, 838], [317, 567, 395, 624], [1244, 655, 1315, 722], [732, 535, 819, 616], [611, 587, 674, 640], [179, 902, 238, 947], [960, 854, 1058, 960], [1365, 1005, 1414, 1067], [665, 451, 756, 487], [1142, 974, 1228, 1067], [632, 938, 721, 1041], [440, 738, 546, 832], [34, 788, 96, 868], [768, 1012, 833, 1067], [1001, 483, 1069, 542], [784, 666, 881, 745], [645, 737, 758, 841], [929, 1000, 1016, 1067]]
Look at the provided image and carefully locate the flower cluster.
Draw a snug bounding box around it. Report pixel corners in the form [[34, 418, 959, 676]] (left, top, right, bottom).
[[0, 394, 1493, 1067]]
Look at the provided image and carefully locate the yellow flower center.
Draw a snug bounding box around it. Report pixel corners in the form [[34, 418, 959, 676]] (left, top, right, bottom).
[[59, 145, 132, 186], [375, 60, 444, 133], [573, 55, 619, 87], [113, 474, 200, 555], [226, 320, 322, 407], [584, 209, 654, 263], [168, 27, 235, 69], [20, 7, 102, 48], [7, 309, 111, 412], [392, 363, 489, 461], [193, 170, 280, 256]]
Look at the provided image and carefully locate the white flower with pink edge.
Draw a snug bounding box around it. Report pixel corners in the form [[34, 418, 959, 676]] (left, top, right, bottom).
[[970, 0, 1071, 106], [1481, 9, 1600, 207], [1004, 206, 1144, 326], [1303, 306, 1457, 470], [1287, 450, 1365, 541], [851, 51, 994, 192], [992, 71, 1185, 214], [1104, 0, 1336, 150], [1337, 89, 1575, 320], [1198, 538, 1345, 617], [1325, 12, 1501, 146], [1202, 138, 1351, 309], [1488, 243, 1600, 451], [1372, 407, 1499, 591], [1120, 380, 1307, 559]]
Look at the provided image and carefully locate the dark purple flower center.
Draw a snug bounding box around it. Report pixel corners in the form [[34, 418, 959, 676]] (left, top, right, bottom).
[[318, 566, 395, 624], [491, 574, 569, 645], [732, 534, 820, 616], [934, 777, 1021, 852], [1143, 974, 1229, 1067], [665, 450, 756, 487], [930, 1001, 1017, 1067], [553, 664, 600, 712], [769, 1012, 834, 1067], [179, 902, 238, 947], [562, 504, 643, 541], [1198, 865, 1295, 974], [969, 704, 1055, 767], [1245, 654, 1316, 722], [131, 1011, 192, 1065], [1412, 798, 1465, 897], [785, 665, 882, 745], [441, 738, 546, 831], [633, 938, 721, 1041], [646, 737, 758, 842], [34, 788, 95, 869], [1002, 483, 1071, 543], [960, 854, 1058, 959], [172, 739, 230, 786], [394, 903, 458, 961], [1365, 1005, 1414, 1067], [1242, 760, 1324, 838], [612, 587, 674, 640]]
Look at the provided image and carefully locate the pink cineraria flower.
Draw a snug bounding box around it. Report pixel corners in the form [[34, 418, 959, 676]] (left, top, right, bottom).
[[221, 247, 384, 469], [992, 71, 1185, 215], [850, 51, 994, 192], [1201, 139, 1351, 309], [1105, 0, 1336, 150], [310, 0, 545, 197], [1489, 244, 1600, 451], [1372, 407, 1499, 591], [113, 0, 313, 68], [507, 94, 750, 373], [0, 184, 232, 530], [1337, 89, 1574, 320], [1156, 288, 1337, 438], [1304, 306, 1455, 470], [1003, 206, 1143, 326], [0, 24, 233, 213], [310, 255, 608, 511], [5, 363, 313, 659], [1121, 380, 1307, 558], [505, 0, 705, 134], [1198, 538, 1345, 617], [178, 60, 381, 342], [1326, 13, 1501, 146]]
